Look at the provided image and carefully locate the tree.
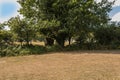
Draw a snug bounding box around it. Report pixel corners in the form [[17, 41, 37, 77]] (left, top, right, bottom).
[[0, 23, 13, 52], [8, 16, 35, 45], [0, 23, 4, 44], [94, 25, 114, 45], [94, 22, 120, 46], [18, 0, 114, 47], [68, 0, 114, 44], [38, 20, 60, 46], [18, 0, 70, 46]]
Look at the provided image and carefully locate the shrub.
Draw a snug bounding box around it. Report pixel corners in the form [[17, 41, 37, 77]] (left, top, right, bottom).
[[46, 45, 63, 52], [0, 45, 47, 57], [29, 45, 47, 54], [0, 46, 18, 57], [19, 49, 31, 56]]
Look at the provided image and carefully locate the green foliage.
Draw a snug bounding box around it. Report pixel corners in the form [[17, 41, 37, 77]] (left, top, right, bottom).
[[8, 16, 36, 45], [65, 44, 80, 51], [0, 0, 119, 57], [22, 45, 47, 54], [0, 45, 47, 57], [0, 30, 13, 43], [0, 45, 20, 57], [18, 0, 114, 47], [94, 27, 114, 45], [94, 23, 120, 47], [46, 45, 63, 52]]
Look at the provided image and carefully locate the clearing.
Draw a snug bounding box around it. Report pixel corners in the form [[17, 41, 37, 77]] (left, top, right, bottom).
[[0, 50, 120, 80]]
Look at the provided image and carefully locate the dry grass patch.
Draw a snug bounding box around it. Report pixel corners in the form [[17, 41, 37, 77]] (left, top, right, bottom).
[[14, 41, 45, 46], [0, 51, 120, 80]]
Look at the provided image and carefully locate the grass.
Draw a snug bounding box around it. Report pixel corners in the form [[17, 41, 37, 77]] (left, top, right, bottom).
[[14, 41, 45, 46], [0, 51, 120, 80]]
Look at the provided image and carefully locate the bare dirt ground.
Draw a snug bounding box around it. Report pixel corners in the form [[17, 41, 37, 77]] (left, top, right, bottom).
[[0, 50, 120, 80]]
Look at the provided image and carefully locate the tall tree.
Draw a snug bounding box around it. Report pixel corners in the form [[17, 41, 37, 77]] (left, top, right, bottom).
[[18, 0, 114, 47]]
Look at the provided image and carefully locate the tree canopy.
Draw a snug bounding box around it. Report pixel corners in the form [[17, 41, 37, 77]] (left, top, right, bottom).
[[17, 0, 114, 46], [1, 0, 120, 57]]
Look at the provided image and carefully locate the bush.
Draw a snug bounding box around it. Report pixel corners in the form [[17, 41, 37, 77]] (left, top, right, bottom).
[[0, 45, 19, 57], [65, 44, 80, 51], [0, 45, 47, 57], [46, 45, 63, 52], [29, 45, 47, 54], [19, 49, 31, 56]]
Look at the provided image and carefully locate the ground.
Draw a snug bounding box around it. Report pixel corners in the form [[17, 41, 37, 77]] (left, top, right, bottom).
[[0, 51, 120, 80]]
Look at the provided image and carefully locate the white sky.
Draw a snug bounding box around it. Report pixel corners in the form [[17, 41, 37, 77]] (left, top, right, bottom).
[[109, 0, 120, 21], [95, 0, 120, 22], [96, 0, 120, 7], [112, 12, 120, 21]]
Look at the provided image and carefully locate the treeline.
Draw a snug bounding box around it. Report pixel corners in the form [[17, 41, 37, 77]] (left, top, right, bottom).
[[0, 0, 120, 57]]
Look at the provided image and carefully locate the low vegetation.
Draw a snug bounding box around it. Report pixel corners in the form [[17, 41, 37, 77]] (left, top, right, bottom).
[[0, 0, 120, 57]]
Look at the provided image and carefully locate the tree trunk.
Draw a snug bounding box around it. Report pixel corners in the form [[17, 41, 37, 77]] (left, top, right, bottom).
[[55, 37, 65, 47], [26, 31, 29, 45], [68, 37, 71, 46], [20, 41, 22, 46], [45, 37, 54, 46]]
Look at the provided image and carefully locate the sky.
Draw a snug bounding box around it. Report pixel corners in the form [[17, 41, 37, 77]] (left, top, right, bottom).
[[0, 0, 120, 23], [0, 0, 21, 23]]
